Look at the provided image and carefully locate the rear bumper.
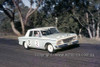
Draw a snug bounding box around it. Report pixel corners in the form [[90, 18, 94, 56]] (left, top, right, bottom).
[[54, 40, 78, 50]]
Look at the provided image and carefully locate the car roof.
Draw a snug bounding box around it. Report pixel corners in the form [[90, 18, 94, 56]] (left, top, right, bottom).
[[28, 27, 56, 31]]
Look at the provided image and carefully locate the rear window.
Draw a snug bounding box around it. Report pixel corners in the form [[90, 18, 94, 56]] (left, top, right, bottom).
[[29, 31, 33, 37]]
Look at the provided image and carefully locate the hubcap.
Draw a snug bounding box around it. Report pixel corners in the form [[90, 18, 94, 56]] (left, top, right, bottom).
[[48, 45, 53, 52], [24, 42, 28, 48]]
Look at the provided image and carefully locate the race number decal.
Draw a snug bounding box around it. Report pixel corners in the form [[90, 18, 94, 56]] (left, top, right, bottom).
[[35, 40, 39, 47]]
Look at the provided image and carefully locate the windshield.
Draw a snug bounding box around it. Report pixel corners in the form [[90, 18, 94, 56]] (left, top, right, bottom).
[[41, 28, 59, 36]]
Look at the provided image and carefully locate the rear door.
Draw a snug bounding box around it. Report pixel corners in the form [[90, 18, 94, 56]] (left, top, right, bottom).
[[29, 30, 42, 49], [27, 31, 35, 48]]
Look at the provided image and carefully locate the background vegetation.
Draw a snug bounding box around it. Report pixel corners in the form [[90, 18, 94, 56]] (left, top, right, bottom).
[[0, 0, 100, 39]]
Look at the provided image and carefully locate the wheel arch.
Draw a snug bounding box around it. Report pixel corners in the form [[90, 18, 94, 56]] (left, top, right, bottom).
[[45, 42, 52, 50], [23, 41, 25, 46]]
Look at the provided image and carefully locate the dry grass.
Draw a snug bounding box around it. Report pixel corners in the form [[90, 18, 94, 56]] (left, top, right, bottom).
[[79, 37, 100, 45], [0, 35, 18, 40], [0, 35, 100, 45]]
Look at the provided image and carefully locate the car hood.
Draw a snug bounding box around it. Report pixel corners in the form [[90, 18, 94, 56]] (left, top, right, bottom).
[[43, 33, 77, 40]]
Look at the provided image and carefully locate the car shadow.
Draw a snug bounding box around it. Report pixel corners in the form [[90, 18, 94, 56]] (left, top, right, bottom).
[[29, 44, 80, 53], [56, 44, 80, 53]]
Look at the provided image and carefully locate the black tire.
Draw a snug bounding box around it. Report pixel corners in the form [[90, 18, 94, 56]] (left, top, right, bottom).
[[75, 44, 80, 47]]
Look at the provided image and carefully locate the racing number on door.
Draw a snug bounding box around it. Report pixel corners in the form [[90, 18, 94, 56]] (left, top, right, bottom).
[[35, 40, 39, 47]]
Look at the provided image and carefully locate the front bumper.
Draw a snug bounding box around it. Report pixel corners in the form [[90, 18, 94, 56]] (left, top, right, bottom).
[[54, 40, 78, 50]]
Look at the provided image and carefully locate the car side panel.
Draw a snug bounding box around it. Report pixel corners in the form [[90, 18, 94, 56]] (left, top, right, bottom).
[[31, 37, 56, 49]]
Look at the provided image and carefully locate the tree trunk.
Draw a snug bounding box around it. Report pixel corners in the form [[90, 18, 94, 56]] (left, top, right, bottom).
[[20, 16, 25, 35], [10, 21, 21, 36], [96, 10, 100, 39], [79, 28, 82, 38], [92, 19, 96, 37], [87, 27, 93, 38], [88, 10, 96, 38], [12, 0, 25, 35], [85, 12, 93, 38], [96, 23, 100, 38]]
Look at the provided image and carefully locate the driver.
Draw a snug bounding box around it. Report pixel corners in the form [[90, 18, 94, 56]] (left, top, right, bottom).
[[35, 31, 40, 37]]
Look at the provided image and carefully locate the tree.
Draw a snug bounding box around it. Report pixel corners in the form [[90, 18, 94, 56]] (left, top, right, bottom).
[[72, 0, 100, 38], [93, 0, 100, 39], [0, 0, 42, 36], [12, 0, 42, 35], [40, 0, 100, 39], [0, 0, 22, 36], [0, 0, 99, 38], [40, 0, 79, 33]]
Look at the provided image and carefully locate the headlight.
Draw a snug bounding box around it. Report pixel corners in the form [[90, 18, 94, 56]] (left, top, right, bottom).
[[57, 40, 64, 45], [73, 36, 77, 40]]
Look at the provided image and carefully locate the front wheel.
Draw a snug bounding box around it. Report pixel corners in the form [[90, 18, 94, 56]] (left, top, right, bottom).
[[47, 44, 55, 53]]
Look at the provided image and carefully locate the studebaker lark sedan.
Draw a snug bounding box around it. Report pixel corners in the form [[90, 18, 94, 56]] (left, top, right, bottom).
[[18, 27, 79, 53]]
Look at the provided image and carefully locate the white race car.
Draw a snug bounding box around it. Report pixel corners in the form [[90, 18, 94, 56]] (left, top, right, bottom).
[[18, 27, 79, 53]]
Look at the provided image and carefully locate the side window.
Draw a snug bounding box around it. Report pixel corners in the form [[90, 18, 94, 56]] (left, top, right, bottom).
[[34, 31, 41, 37], [29, 31, 33, 37]]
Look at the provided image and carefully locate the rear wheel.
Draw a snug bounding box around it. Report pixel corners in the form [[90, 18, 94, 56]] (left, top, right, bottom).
[[24, 42, 29, 49], [47, 44, 55, 53]]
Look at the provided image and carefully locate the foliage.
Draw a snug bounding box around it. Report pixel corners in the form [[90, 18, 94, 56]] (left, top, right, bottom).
[[0, 17, 11, 32], [0, 0, 100, 38]]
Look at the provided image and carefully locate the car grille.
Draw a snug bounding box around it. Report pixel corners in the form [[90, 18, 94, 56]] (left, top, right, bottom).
[[63, 37, 74, 43]]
